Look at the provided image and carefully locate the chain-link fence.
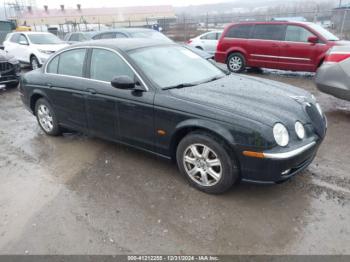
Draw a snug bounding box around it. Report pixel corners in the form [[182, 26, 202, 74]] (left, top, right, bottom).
[[31, 9, 350, 41]]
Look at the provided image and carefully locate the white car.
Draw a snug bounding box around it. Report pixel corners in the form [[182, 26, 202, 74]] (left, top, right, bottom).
[[187, 30, 223, 55], [3, 32, 68, 69]]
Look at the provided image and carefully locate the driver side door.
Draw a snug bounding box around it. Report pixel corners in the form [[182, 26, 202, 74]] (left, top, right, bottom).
[[85, 48, 155, 150]]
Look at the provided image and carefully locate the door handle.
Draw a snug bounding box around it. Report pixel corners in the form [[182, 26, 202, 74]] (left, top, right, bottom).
[[46, 83, 52, 88], [86, 88, 96, 94]]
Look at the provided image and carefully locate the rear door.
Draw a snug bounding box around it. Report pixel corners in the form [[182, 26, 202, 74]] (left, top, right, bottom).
[[44, 48, 89, 131], [4, 33, 20, 58], [248, 24, 286, 69], [279, 25, 321, 71]]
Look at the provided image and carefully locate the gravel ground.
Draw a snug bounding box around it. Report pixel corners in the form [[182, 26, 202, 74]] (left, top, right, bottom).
[[0, 68, 349, 255]]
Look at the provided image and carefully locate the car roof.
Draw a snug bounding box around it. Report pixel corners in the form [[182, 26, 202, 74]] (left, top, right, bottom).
[[70, 38, 175, 52], [15, 31, 54, 35], [229, 21, 315, 26]]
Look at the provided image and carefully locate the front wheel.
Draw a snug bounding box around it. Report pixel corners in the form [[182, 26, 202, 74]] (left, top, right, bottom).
[[35, 98, 61, 136], [227, 52, 246, 73], [176, 132, 238, 194], [30, 56, 40, 70]]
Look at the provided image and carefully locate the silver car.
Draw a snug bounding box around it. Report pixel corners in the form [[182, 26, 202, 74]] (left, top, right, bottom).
[[315, 45, 350, 101]]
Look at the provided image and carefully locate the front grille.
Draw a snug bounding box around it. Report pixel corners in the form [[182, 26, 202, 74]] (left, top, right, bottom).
[[0, 62, 13, 73], [305, 103, 326, 138]]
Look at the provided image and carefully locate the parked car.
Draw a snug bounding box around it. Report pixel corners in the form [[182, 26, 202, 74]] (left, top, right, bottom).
[[64, 31, 99, 44], [19, 39, 326, 194], [215, 21, 350, 73], [315, 46, 350, 101], [65, 28, 214, 60], [0, 49, 21, 88], [3, 32, 68, 69], [187, 30, 223, 54]]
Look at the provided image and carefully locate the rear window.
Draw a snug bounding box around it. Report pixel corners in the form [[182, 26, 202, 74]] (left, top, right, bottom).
[[225, 25, 253, 39], [252, 24, 286, 41]]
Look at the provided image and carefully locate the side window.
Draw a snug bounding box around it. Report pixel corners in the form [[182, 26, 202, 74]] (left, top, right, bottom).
[[10, 33, 20, 43], [201, 32, 216, 40], [252, 24, 286, 41], [47, 55, 59, 74], [58, 49, 86, 77], [90, 49, 134, 82], [115, 33, 127, 38], [18, 34, 29, 44], [69, 33, 80, 41], [285, 26, 315, 42], [100, 32, 116, 39], [216, 32, 222, 40], [92, 34, 101, 40], [225, 25, 254, 39]]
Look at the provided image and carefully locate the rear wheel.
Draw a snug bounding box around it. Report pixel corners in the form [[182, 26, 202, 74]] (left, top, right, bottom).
[[176, 132, 238, 194], [35, 98, 61, 136], [227, 52, 246, 73]]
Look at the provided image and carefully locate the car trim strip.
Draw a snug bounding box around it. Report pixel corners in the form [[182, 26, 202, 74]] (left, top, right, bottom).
[[251, 54, 311, 61], [43, 45, 149, 91], [263, 141, 316, 159]]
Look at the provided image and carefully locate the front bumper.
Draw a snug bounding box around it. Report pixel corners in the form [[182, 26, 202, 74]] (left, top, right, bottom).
[[239, 139, 322, 184], [0, 62, 21, 86]]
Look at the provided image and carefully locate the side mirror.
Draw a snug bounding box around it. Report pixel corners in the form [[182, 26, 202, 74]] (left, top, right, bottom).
[[19, 40, 28, 45], [307, 36, 319, 44], [111, 75, 136, 90]]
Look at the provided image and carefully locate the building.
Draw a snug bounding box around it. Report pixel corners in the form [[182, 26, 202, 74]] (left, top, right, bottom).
[[332, 4, 350, 34], [14, 4, 176, 27]]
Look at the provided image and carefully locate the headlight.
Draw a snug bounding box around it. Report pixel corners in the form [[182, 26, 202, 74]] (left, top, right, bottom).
[[316, 103, 323, 116], [273, 123, 289, 147], [38, 49, 54, 54], [295, 121, 305, 139]]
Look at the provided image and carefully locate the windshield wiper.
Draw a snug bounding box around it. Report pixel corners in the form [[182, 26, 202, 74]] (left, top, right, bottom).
[[162, 83, 196, 90], [200, 75, 225, 85]]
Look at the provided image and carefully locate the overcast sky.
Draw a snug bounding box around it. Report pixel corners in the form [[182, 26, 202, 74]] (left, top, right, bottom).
[[36, 0, 232, 8]]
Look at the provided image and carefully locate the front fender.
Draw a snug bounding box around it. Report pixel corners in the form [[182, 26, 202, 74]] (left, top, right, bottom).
[[175, 118, 235, 145]]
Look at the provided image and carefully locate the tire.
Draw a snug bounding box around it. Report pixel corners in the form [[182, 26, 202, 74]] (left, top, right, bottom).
[[35, 98, 61, 136], [227, 52, 246, 73], [30, 56, 40, 70], [176, 131, 238, 194]]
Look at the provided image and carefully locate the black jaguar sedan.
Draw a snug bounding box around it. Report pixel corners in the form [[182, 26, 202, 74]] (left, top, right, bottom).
[[19, 39, 327, 194]]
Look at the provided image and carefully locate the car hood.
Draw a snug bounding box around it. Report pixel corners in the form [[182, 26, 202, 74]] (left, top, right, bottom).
[[168, 74, 314, 127], [32, 43, 69, 52]]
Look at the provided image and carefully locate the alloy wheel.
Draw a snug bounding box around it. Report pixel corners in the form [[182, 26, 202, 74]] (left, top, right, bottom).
[[229, 56, 243, 72], [37, 104, 54, 132], [31, 58, 39, 70], [183, 143, 222, 187]]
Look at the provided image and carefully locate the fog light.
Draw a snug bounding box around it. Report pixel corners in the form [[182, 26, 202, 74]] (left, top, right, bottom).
[[281, 169, 291, 176], [295, 121, 305, 139]]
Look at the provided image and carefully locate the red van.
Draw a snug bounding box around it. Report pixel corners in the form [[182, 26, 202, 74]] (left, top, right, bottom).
[[215, 21, 349, 73]]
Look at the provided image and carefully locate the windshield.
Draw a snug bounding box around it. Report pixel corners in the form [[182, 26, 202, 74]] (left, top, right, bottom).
[[130, 31, 173, 43], [308, 23, 339, 41], [129, 46, 225, 89], [28, 34, 63, 44]]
